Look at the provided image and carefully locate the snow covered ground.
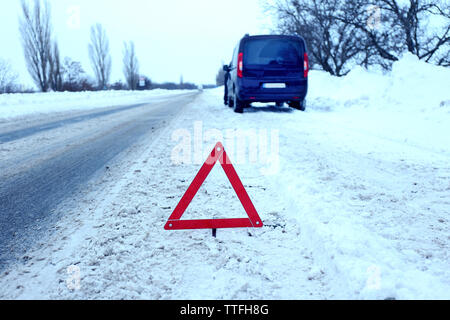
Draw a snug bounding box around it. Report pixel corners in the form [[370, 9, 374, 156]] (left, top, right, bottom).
[[0, 89, 191, 121], [0, 54, 449, 299]]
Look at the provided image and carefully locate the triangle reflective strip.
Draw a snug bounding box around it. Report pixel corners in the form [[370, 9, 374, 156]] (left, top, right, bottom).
[[164, 142, 263, 230]]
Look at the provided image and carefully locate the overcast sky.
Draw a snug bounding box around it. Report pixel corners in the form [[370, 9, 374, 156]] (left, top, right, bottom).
[[0, 0, 274, 88]]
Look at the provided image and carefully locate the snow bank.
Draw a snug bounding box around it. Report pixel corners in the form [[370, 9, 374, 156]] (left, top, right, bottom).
[[278, 55, 450, 299], [308, 53, 450, 113], [0, 89, 193, 120]]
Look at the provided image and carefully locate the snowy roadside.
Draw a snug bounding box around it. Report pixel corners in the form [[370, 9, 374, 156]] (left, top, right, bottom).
[[274, 109, 450, 299], [2, 86, 448, 299], [0, 54, 448, 300], [0, 89, 193, 121], [166, 87, 450, 299], [0, 91, 336, 299]]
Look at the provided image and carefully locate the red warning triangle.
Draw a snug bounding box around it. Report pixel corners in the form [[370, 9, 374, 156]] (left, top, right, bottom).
[[164, 142, 263, 230]]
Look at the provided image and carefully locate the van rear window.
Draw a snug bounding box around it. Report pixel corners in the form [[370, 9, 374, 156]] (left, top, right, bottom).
[[244, 38, 304, 67]]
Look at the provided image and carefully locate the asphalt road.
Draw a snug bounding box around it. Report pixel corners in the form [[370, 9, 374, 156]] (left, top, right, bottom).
[[0, 92, 197, 268], [0, 102, 150, 144]]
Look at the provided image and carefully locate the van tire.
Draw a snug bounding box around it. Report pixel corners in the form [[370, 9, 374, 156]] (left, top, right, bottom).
[[289, 100, 306, 111], [234, 95, 244, 113]]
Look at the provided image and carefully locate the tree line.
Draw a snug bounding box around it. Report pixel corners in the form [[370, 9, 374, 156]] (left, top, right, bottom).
[[268, 0, 449, 76], [0, 0, 198, 94]]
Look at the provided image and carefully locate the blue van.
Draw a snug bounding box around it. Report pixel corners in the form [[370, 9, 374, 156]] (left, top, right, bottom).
[[224, 34, 309, 113]]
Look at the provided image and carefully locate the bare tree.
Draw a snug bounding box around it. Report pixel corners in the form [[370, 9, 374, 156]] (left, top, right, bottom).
[[19, 0, 53, 92], [62, 57, 85, 88], [48, 41, 63, 91], [0, 59, 18, 94], [271, 0, 367, 76], [334, 0, 450, 67], [381, 0, 449, 66], [122, 41, 139, 90], [269, 0, 449, 72], [89, 24, 112, 90]]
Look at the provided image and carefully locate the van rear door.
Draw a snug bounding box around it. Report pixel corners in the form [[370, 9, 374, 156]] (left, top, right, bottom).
[[243, 37, 305, 80]]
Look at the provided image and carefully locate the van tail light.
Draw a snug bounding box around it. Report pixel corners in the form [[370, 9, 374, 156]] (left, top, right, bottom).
[[304, 53, 309, 78], [237, 53, 244, 78]]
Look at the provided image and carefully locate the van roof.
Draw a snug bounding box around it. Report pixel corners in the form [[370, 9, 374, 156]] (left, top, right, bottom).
[[243, 34, 305, 41], [241, 34, 307, 49]]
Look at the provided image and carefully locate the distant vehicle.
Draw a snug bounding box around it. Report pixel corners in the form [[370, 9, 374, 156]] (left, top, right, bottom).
[[224, 34, 309, 113]]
